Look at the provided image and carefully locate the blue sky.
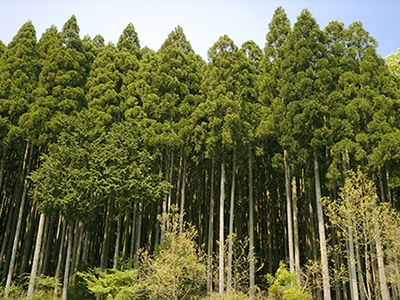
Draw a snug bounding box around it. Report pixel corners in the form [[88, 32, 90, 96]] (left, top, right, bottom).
[[1, 0, 399, 60]]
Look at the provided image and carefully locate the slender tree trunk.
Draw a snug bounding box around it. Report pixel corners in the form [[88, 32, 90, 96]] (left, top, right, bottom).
[[41, 214, 56, 275], [161, 151, 173, 243], [355, 233, 366, 300], [331, 226, 342, 300], [219, 161, 225, 297], [346, 217, 359, 300], [27, 213, 45, 297], [374, 210, 389, 300], [284, 150, 294, 273], [249, 150, 255, 296], [54, 218, 67, 297], [227, 150, 236, 294], [314, 151, 331, 300], [19, 204, 37, 275], [134, 200, 143, 269], [180, 156, 187, 233], [130, 202, 138, 268], [62, 223, 74, 300], [5, 142, 32, 297], [38, 214, 51, 276], [122, 211, 130, 258], [207, 159, 215, 293], [292, 176, 300, 284], [113, 214, 122, 269], [100, 194, 112, 270]]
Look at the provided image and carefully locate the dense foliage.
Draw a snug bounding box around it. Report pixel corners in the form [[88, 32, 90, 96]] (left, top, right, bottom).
[[0, 7, 399, 300]]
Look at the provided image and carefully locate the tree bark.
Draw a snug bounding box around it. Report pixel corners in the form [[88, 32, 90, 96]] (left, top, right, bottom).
[[62, 223, 74, 300], [134, 200, 143, 269], [180, 156, 187, 233], [5, 142, 33, 297], [27, 213, 45, 297], [207, 159, 215, 293], [249, 150, 255, 295], [227, 150, 236, 294], [219, 161, 225, 296], [292, 176, 300, 284], [100, 194, 112, 270], [284, 150, 294, 273], [374, 210, 389, 300], [113, 214, 122, 269], [54, 217, 67, 297], [314, 151, 331, 300]]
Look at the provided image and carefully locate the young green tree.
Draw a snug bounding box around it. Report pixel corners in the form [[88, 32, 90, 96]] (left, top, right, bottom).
[[140, 207, 206, 300]]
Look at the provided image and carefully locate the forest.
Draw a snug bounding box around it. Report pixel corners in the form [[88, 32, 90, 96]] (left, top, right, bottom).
[[1, 5, 400, 300]]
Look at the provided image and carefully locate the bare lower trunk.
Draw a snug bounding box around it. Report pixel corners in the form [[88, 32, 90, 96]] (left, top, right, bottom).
[[134, 200, 143, 269], [347, 224, 359, 300], [113, 214, 122, 269], [161, 152, 174, 243], [314, 152, 331, 300], [54, 218, 67, 297], [180, 156, 187, 233], [374, 211, 389, 300], [207, 159, 215, 293], [249, 150, 255, 295], [227, 150, 236, 294], [5, 143, 32, 297], [100, 194, 112, 270], [62, 223, 74, 300], [27, 213, 46, 297], [219, 161, 225, 297], [284, 150, 294, 273], [292, 176, 300, 284]]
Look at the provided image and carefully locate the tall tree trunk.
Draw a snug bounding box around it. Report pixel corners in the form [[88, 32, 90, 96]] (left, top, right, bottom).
[[207, 159, 215, 293], [38, 214, 51, 276], [100, 194, 112, 270], [134, 200, 143, 269], [113, 214, 122, 269], [374, 210, 389, 300], [129, 202, 138, 268], [161, 151, 174, 243], [292, 176, 300, 284], [27, 213, 45, 297], [5, 142, 33, 297], [41, 214, 56, 276], [284, 150, 294, 273], [219, 161, 225, 297], [62, 223, 74, 300], [355, 233, 366, 300], [227, 150, 236, 294], [180, 156, 187, 233], [19, 204, 37, 275], [314, 151, 331, 300], [249, 149, 255, 295], [54, 217, 67, 297]]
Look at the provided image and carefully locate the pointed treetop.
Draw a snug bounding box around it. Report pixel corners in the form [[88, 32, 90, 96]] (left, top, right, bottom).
[[8, 21, 37, 54], [117, 23, 140, 52], [241, 40, 262, 70], [293, 9, 321, 41], [207, 35, 237, 62], [345, 21, 378, 59], [160, 25, 193, 54], [93, 35, 105, 49], [265, 6, 291, 59], [62, 15, 82, 50]]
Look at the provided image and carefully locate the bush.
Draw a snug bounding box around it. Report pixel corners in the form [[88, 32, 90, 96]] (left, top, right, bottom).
[[266, 262, 311, 300], [140, 206, 206, 300]]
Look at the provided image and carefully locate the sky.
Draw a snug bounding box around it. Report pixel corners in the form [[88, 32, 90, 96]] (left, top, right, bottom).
[[0, 0, 399, 61]]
